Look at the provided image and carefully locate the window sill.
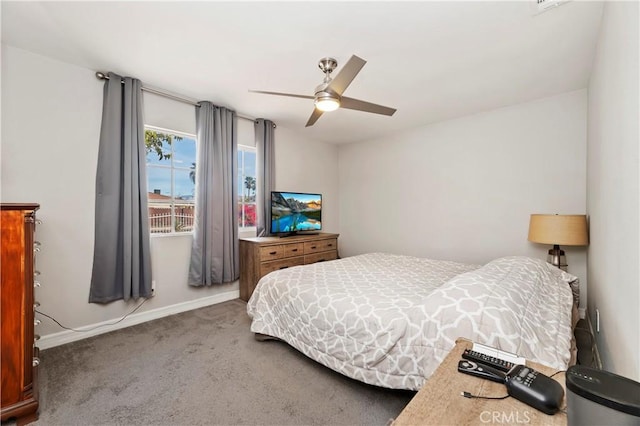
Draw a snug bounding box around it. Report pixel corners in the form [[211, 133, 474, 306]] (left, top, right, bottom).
[[151, 232, 194, 238]]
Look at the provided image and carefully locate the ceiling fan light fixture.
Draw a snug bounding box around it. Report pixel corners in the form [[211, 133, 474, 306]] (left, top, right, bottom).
[[314, 94, 340, 112]]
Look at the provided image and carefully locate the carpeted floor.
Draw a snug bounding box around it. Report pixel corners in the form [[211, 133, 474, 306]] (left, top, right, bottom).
[[18, 299, 414, 426]]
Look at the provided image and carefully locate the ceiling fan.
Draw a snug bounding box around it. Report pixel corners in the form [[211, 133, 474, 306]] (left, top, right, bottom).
[[250, 55, 397, 127]]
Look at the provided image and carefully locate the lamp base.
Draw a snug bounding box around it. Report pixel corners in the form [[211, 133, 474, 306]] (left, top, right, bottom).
[[547, 244, 568, 271]]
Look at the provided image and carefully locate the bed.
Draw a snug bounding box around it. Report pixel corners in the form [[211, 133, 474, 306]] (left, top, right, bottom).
[[246, 253, 577, 390]]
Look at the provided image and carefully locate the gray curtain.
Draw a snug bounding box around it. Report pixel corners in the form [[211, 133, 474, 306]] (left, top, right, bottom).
[[188, 102, 239, 286], [89, 72, 152, 303], [255, 119, 275, 237]]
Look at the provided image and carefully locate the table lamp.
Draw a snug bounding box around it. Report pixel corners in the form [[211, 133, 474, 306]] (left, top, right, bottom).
[[527, 214, 588, 271]]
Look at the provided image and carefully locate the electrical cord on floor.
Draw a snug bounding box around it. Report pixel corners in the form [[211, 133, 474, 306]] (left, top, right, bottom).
[[35, 298, 148, 332]]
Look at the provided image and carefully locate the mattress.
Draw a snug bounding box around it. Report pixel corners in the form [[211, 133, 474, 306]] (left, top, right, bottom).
[[247, 253, 576, 390]]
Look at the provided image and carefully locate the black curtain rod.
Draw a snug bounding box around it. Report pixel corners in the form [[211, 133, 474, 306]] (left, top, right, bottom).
[[95, 71, 275, 127]]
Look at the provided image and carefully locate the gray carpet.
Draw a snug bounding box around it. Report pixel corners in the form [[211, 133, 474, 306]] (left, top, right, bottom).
[[23, 299, 414, 425]]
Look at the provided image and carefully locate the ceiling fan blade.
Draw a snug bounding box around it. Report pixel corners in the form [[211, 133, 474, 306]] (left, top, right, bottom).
[[326, 55, 366, 96], [340, 97, 397, 116], [305, 108, 324, 127], [249, 90, 314, 100]]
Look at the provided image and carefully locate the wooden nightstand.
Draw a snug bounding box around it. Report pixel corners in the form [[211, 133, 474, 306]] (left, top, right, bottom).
[[392, 338, 567, 426]]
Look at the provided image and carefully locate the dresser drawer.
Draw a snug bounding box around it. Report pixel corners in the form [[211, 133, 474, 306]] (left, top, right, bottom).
[[283, 243, 304, 258], [304, 250, 337, 264], [260, 256, 305, 276], [259, 245, 283, 261], [304, 238, 337, 254]]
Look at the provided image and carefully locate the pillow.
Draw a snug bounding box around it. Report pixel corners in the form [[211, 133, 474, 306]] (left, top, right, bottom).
[[425, 256, 575, 369]]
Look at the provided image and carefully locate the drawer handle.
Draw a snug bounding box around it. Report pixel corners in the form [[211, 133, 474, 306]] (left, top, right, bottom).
[[279, 266, 289, 270], [33, 357, 40, 367], [310, 245, 317, 249], [328, 243, 333, 247], [269, 251, 277, 255], [292, 249, 298, 252]]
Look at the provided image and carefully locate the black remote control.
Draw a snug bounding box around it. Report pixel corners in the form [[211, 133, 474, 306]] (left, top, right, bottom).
[[457, 360, 506, 383], [462, 349, 515, 372]]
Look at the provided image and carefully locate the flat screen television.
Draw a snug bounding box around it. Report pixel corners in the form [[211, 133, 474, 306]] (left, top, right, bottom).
[[270, 191, 322, 236]]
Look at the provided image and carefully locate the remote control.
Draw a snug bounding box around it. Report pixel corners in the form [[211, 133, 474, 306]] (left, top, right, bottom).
[[457, 360, 506, 383], [462, 349, 515, 372]]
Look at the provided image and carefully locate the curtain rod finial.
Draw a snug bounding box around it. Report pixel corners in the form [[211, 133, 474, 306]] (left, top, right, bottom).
[[95, 71, 107, 80]]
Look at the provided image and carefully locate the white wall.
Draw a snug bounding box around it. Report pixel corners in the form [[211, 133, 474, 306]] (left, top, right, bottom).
[[586, 1, 639, 380], [339, 90, 588, 306], [273, 125, 340, 235], [1, 45, 339, 345]]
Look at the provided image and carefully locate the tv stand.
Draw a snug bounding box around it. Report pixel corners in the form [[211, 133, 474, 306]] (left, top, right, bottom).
[[239, 233, 339, 301]]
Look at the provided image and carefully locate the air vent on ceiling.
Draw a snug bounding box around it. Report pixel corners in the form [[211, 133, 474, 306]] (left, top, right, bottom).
[[531, 0, 571, 15]]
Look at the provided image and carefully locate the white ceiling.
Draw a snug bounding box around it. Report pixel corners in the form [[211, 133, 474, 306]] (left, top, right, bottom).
[[1, 1, 603, 144]]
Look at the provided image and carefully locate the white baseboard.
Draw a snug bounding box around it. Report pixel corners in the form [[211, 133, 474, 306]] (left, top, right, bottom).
[[37, 290, 240, 350]]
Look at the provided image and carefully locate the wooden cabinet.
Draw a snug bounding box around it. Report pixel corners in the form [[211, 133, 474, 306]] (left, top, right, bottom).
[[1, 203, 40, 425], [239, 233, 339, 301]]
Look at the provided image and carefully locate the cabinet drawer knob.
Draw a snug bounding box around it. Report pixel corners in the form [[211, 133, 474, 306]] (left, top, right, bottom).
[[36, 219, 43, 225], [34, 241, 42, 252], [34, 281, 41, 288], [310, 245, 317, 249], [292, 248, 298, 252], [33, 301, 40, 310], [34, 319, 41, 326], [33, 357, 40, 367], [34, 334, 41, 341], [34, 270, 41, 277], [269, 251, 277, 255]]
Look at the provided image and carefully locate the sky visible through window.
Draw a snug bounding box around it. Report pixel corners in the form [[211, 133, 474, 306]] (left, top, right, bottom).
[[146, 136, 196, 199], [146, 138, 257, 200]]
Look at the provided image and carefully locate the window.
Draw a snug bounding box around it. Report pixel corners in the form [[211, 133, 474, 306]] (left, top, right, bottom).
[[145, 127, 196, 234], [238, 145, 257, 229]]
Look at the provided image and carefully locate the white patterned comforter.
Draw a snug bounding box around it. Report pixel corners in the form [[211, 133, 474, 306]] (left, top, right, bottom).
[[246, 253, 576, 390]]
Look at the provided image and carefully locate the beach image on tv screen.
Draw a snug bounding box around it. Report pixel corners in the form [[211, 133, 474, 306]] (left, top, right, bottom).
[[271, 192, 321, 233]]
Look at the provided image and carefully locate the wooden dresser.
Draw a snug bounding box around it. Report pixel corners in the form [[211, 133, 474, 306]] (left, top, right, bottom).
[[1, 203, 40, 425], [239, 233, 339, 301]]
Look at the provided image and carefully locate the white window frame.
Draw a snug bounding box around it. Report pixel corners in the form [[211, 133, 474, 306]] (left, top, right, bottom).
[[145, 125, 197, 236]]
